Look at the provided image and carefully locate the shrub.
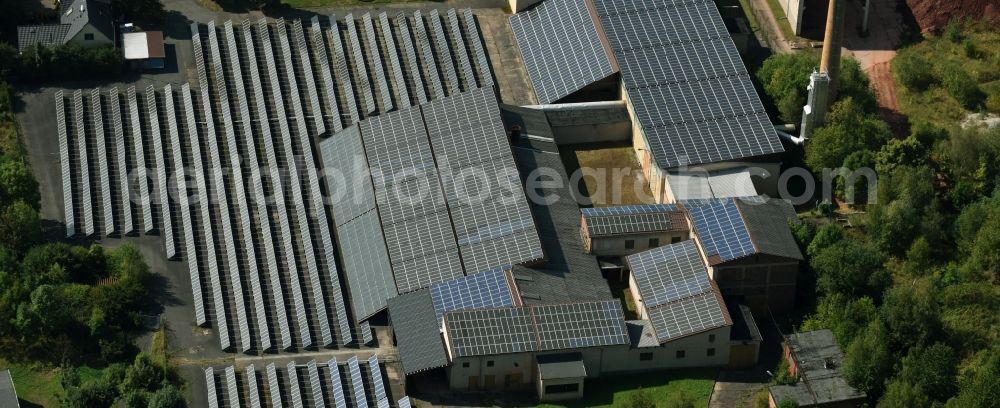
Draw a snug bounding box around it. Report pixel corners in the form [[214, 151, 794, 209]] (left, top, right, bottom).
[[939, 63, 985, 109], [892, 50, 936, 91]]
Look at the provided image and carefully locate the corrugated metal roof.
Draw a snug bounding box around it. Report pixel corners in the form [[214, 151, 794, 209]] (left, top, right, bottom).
[[386, 290, 450, 375], [16, 24, 71, 52]]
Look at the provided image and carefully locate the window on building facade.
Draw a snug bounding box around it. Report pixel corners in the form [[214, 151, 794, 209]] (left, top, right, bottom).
[[671, 236, 682, 243], [707, 348, 716, 357], [640, 352, 653, 361], [462, 362, 470, 368], [676, 350, 686, 358], [85, 33, 94, 40], [545, 383, 580, 394], [487, 360, 494, 367], [625, 239, 635, 249], [649, 238, 659, 248], [709, 334, 716, 342]]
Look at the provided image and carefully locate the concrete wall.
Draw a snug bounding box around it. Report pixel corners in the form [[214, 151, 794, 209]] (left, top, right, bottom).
[[529, 102, 633, 145], [538, 377, 585, 401], [448, 330, 731, 391], [710, 255, 800, 314], [67, 24, 113, 48], [585, 231, 688, 257], [781, 0, 806, 35]]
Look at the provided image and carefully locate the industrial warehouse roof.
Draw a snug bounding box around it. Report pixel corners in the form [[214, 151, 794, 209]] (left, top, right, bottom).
[[626, 240, 732, 343], [444, 300, 629, 358], [389, 266, 520, 375], [386, 289, 450, 375], [509, 0, 617, 104], [509, 138, 614, 305], [666, 167, 759, 201], [509, 0, 784, 169], [581, 204, 687, 237], [319, 88, 543, 320], [685, 197, 803, 265]]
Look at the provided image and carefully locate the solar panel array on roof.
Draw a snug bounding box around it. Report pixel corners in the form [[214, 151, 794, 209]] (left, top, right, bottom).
[[646, 290, 729, 342], [593, 0, 783, 168], [429, 265, 517, 322], [446, 307, 538, 357], [581, 204, 684, 236], [533, 300, 629, 350], [509, 0, 617, 104], [361, 106, 464, 294], [687, 198, 755, 264], [445, 301, 630, 357], [627, 240, 711, 308], [423, 88, 543, 272]]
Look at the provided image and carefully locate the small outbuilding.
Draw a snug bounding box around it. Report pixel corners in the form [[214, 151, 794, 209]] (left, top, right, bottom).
[[123, 31, 166, 69], [768, 329, 866, 407]]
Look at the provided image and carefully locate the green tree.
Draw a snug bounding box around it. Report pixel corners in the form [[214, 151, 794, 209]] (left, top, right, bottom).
[[807, 223, 844, 257], [812, 239, 889, 299], [0, 200, 41, 254], [880, 284, 940, 351], [15, 284, 72, 338], [878, 380, 932, 408], [756, 53, 818, 124], [801, 294, 878, 347], [123, 353, 164, 393], [806, 97, 893, 172], [898, 343, 958, 399], [843, 320, 893, 396], [0, 159, 40, 209], [946, 347, 1000, 407], [148, 385, 186, 408], [61, 377, 118, 408], [876, 137, 927, 175]]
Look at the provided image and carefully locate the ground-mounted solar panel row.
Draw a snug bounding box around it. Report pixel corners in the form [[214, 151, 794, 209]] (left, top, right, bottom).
[[55, 10, 495, 353], [206, 357, 404, 408]]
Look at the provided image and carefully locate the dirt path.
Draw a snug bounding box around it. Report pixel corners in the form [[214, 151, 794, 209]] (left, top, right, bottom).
[[747, 0, 793, 53]]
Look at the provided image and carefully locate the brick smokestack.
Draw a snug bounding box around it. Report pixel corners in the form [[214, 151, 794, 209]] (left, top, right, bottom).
[[819, 0, 846, 102]]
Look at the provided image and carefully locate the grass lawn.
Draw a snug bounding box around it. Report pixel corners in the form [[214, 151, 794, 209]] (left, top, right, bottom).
[[1, 359, 63, 407], [763, 0, 796, 40], [537, 368, 719, 408], [571, 144, 655, 207]]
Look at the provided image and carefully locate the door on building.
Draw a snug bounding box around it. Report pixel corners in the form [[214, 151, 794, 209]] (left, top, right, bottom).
[[468, 376, 479, 390], [505, 373, 523, 386], [485, 375, 495, 387]]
